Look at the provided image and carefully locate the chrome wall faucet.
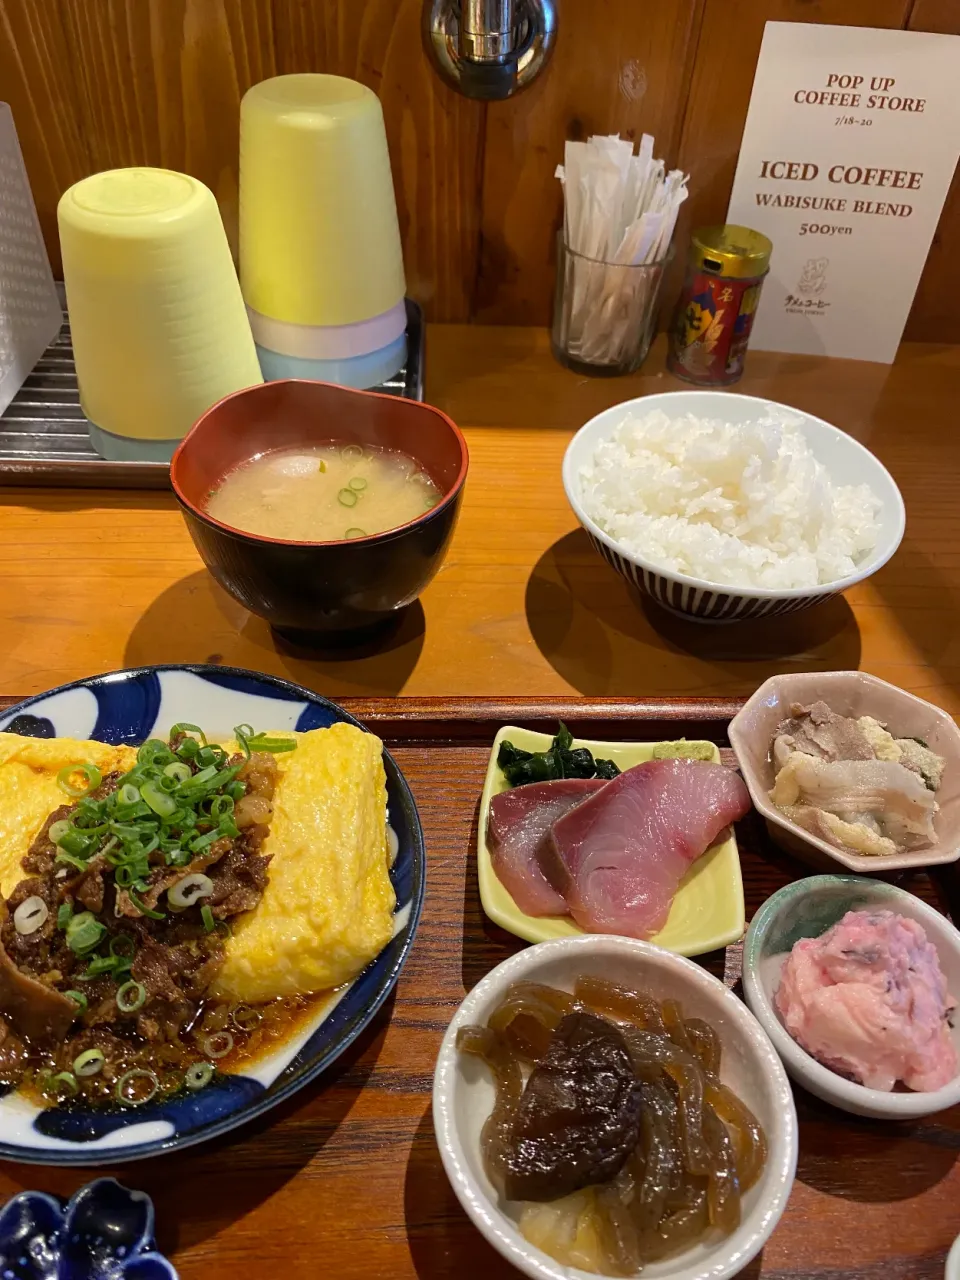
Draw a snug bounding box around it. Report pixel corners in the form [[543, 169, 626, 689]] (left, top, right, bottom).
[[424, 0, 557, 100]]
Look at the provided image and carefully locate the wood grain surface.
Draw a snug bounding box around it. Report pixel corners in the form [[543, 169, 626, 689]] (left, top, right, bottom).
[[1, 0, 959, 332], [0, 696, 954, 1280], [473, 0, 704, 325], [1, 327, 959, 717]]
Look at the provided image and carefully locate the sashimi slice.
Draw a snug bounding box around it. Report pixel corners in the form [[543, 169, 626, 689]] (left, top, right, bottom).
[[487, 779, 608, 916], [545, 759, 750, 938]]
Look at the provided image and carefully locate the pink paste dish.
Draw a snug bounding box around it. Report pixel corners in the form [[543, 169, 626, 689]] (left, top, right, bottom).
[[775, 908, 958, 1092]]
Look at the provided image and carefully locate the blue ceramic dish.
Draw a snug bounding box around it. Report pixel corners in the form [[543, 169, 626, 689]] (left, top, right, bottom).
[[0, 1178, 176, 1278], [0, 665, 425, 1165]]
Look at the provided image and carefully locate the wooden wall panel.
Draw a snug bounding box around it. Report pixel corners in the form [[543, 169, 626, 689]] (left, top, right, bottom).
[[1, 0, 958, 335], [0, 0, 90, 275], [272, 0, 485, 322], [903, 0, 960, 343], [666, 0, 913, 320], [58, 0, 276, 255], [474, 0, 705, 325]]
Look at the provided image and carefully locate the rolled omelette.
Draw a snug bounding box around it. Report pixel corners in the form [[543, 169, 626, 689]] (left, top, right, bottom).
[[213, 722, 396, 1001], [0, 722, 396, 1002]]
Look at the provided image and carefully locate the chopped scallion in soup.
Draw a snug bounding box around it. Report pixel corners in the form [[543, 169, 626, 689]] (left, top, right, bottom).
[[206, 444, 442, 541]]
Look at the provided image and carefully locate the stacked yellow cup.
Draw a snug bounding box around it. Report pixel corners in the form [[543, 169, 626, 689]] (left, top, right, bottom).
[[58, 168, 263, 462], [240, 74, 407, 389]]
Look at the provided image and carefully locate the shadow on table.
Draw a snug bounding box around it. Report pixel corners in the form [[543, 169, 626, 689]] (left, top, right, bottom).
[[124, 570, 425, 696], [404, 1103, 516, 1279], [459, 793, 522, 996], [3, 491, 175, 514], [865, 538, 960, 700], [792, 1082, 957, 1202], [525, 530, 862, 696]]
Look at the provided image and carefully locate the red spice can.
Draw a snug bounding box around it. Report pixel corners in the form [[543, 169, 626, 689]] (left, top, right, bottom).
[[667, 225, 772, 386]]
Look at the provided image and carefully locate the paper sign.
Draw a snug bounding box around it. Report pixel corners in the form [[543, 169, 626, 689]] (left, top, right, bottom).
[[726, 23, 960, 363]]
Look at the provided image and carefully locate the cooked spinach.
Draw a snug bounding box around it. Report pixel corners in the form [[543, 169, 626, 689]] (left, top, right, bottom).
[[497, 722, 621, 787]]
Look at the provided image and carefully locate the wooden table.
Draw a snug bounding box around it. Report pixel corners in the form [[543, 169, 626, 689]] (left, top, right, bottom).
[[1, 330, 959, 1278], [1, 330, 960, 711]]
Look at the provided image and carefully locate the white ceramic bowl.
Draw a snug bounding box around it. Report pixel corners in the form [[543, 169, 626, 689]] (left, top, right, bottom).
[[743, 875, 960, 1120], [729, 671, 960, 875], [946, 1232, 960, 1280], [561, 389, 905, 623], [433, 936, 798, 1280]]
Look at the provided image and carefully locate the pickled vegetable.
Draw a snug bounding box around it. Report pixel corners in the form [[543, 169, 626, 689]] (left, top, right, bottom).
[[458, 979, 768, 1276]]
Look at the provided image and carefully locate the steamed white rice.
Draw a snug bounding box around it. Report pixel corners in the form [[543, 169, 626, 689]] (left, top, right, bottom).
[[578, 407, 882, 590]]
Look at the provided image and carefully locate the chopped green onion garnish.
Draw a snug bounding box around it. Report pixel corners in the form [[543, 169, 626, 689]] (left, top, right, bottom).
[[243, 733, 296, 754], [51, 1071, 78, 1096], [66, 911, 106, 954], [83, 954, 122, 978], [138, 739, 175, 768], [163, 761, 193, 784], [345, 528, 367, 539], [201, 905, 215, 933], [57, 762, 102, 798], [55, 827, 95, 858], [348, 476, 368, 491], [170, 723, 207, 745], [140, 781, 178, 818], [337, 488, 358, 507], [230, 1004, 263, 1031], [116, 980, 147, 1013], [65, 990, 87, 1012], [55, 850, 88, 873], [118, 783, 140, 806], [56, 903, 73, 930], [110, 933, 136, 959], [116, 1068, 158, 1106], [126, 889, 165, 921], [48, 819, 71, 845], [185, 1061, 214, 1090], [201, 1031, 234, 1059], [73, 1048, 105, 1077]]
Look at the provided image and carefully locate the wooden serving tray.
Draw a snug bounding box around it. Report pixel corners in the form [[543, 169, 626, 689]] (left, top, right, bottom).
[[0, 694, 956, 1279]]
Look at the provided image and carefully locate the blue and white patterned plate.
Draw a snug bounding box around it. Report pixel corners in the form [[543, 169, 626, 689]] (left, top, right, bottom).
[[0, 665, 425, 1165]]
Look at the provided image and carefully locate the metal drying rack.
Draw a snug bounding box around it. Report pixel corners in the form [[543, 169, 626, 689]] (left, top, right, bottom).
[[0, 289, 425, 490]]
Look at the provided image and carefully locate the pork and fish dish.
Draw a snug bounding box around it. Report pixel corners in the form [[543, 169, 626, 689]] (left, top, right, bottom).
[[770, 701, 947, 857], [487, 725, 751, 936], [0, 721, 396, 1108]]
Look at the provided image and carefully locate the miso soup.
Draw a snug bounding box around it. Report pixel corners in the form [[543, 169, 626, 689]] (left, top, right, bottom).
[[206, 443, 443, 542]]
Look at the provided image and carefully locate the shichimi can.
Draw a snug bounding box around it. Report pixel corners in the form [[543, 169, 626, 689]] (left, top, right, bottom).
[[667, 225, 773, 386]]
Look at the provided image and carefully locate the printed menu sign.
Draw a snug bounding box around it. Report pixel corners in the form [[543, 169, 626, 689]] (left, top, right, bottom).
[[726, 22, 960, 363]]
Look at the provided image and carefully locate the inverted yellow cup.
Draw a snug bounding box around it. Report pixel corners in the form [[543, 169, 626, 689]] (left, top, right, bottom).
[[58, 168, 263, 461], [240, 75, 406, 329]]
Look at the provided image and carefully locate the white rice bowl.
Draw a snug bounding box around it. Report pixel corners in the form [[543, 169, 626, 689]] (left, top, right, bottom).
[[577, 404, 882, 591]]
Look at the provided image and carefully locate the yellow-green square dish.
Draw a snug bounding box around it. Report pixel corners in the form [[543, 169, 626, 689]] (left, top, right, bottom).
[[477, 726, 746, 956]]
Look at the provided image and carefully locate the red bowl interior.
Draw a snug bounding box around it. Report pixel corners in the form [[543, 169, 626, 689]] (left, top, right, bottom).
[[171, 379, 468, 544]]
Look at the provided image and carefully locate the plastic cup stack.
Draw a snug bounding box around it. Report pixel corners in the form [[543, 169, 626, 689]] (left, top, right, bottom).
[[240, 74, 407, 389], [58, 168, 263, 462]]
